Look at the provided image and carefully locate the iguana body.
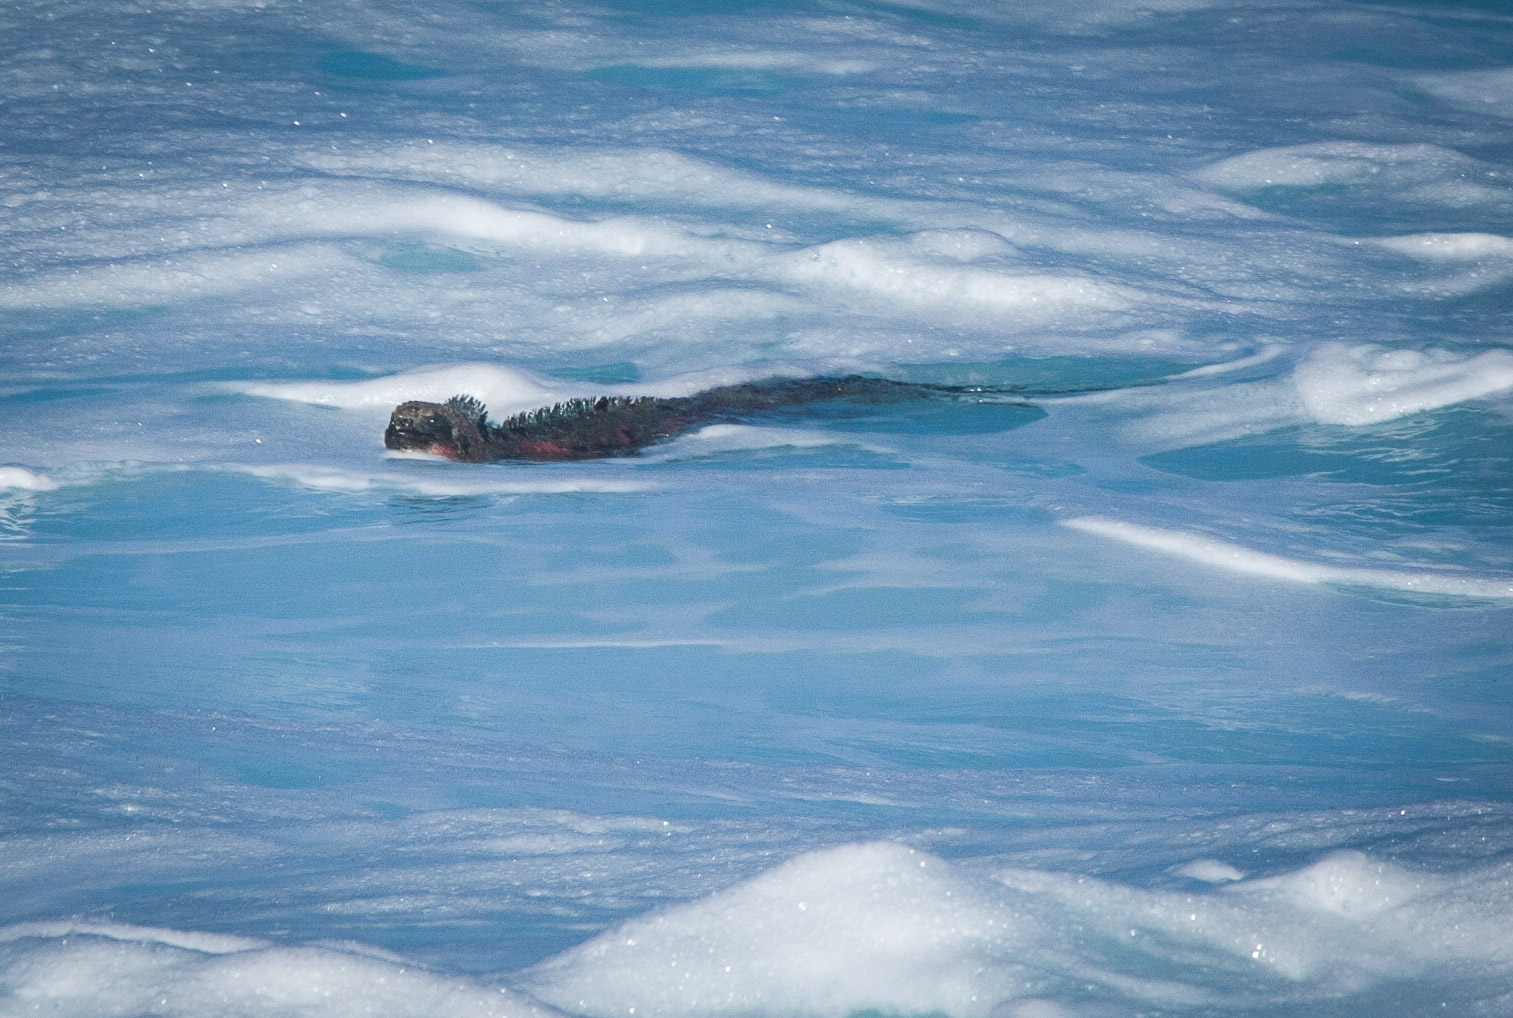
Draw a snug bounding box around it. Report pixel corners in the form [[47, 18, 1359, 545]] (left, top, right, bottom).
[[385, 376, 969, 462]]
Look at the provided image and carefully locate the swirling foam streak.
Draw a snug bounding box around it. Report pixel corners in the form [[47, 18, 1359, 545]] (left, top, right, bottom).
[[0, 245, 346, 310], [1065, 517, 1513, 599], [297, 144, 874, 214], [1295, 342, 1513, 425], [233, 363, 560, 412], [229, 362, 811, 413], [1191, 141, 1508, 208], [234, 464, 650, 496], [0, 467, 58, 491], [779, 238, 1137, 319], [1368, 233, 1513, 295], [1414, 66, 1513, 114]]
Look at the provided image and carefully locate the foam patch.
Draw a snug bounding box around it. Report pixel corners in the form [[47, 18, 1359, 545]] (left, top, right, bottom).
[[0, 923, 566, 1018], [297, 143, 870, 216], [0, 466, 58, 491], [1174, 860, 1245, 883], [1064, 516, 1513, 599], [1414, 67, 1513, 116], [521, 842, 1513, 1017], [232, 363, 566, 413], [519, 842, 1038, 1018], [1376, 233, 1513, 261], [1294, 342, 1513, 426], [1193, 141, 1492, 194], [778, 235, 1141, 322], [234, 463, 650, 496]]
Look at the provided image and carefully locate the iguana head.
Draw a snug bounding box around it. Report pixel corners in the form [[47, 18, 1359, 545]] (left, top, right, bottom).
[[384, 396, 490, 461]]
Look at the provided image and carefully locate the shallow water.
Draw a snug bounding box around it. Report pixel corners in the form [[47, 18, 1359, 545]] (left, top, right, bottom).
[[2, 0, 1512, 1015]]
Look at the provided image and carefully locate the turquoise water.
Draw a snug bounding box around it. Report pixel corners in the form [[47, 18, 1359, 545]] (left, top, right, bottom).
[[2, 0, 1512, 1014]]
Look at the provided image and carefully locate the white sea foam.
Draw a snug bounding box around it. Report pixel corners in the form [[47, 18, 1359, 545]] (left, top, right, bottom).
[[1168, 344, 1287, 379], [1376, 233, 1513, 262], [653, 423, 893, 460], [1195, 141, 1435, 188], [520, 842, 1042, 1018], [521, 841, 1513, 1017], [1415, 66, 1513, 115], [997, 849, 1513, 991], [0, 168, 1172, 352], [0, 184, 742, 314], [316, 194, 708, 259], [298, 143, 873, 216], [0, 922, 564, 1018], [0, 244, 353, 310], [946, 0, 1221, 31], [232, 364, 562, 413], [273, 186, 722, 261], [1068, 376, 1308, 450], [0, 467, 57, 491], [778, 234, 1140, 321], [1064, 517, 1513, 598], [1244, 850, 1425, 918], [481, 16, 891, 75], [233, 464, 649, 496], [0, 921, 263, 954], [229, 362, 811, 416], [1294, 342, 1513, 425], [288, 142, 1276, 320], [1367, 233, 1513, 295], [1192, 141, 1510, 208], [1173, 859, 1245, 883], [6, 839, 1511, 1018]]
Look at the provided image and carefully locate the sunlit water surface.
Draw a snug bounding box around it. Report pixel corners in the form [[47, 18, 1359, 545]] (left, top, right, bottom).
[[2, 0, 1512, 1015]]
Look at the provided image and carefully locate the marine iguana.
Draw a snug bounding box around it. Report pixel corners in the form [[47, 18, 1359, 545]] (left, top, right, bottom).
[[384, 375, 1019, 462]]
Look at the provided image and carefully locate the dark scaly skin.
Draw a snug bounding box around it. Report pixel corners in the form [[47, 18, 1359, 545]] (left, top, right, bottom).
[[385, 375, 986, 462]]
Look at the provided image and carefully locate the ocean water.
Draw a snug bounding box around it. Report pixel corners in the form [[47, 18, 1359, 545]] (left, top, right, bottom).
[[2, 0, 1512, 1014]]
